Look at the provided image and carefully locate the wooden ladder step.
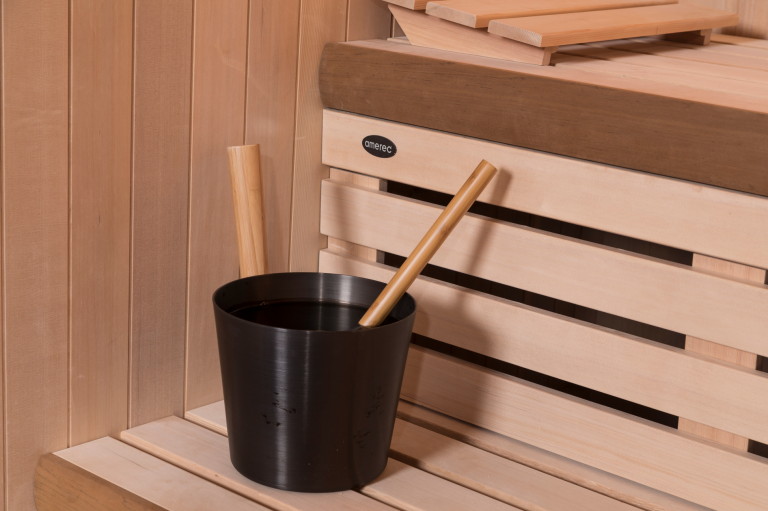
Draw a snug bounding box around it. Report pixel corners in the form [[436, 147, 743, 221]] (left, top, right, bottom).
[[425, 0, 678, 28], [488, 4, 737, 47]]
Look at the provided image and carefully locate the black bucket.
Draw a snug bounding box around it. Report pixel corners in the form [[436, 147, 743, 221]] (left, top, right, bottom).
[[212, 272, 417, 492]]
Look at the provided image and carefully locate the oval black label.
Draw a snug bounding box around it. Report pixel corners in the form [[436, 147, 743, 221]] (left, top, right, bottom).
[[362, 135, 397, 158]]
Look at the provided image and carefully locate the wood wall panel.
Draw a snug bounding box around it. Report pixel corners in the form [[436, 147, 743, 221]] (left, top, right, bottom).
[[348, 0, 393, 41], [70, 0, 133, 447], [130, 0, 194, 428], [1, 1, 70, 509], [682, 0, 768, 39], [244, 0, 301, 274], [288, 0, 350, 271], [184, 0, 249, 412]]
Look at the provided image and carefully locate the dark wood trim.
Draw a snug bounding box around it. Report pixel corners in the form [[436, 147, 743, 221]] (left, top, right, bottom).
[[35, 453, 165, 511], [319, 40, 768, 197]]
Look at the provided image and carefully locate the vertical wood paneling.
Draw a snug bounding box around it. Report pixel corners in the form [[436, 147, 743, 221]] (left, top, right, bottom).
[[347, 0, 392, 41], [288, 0, 350, 271], [244, 1, 301, 274], [682, 0, 768, 39], [184, 0, 248, 412], [70, 0, 133, 445], [129, 0, 194, 428], [1, 1, 70, 509]]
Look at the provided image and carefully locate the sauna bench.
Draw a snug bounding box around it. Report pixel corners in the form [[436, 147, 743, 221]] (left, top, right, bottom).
[[35, 35, 768, 511]]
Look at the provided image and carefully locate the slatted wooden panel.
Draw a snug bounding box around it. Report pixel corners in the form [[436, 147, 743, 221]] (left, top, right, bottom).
[[320, 179, 768, 356], [400, 345, 768, 511], [130, 0, 194, 429], [319, 249, 768, 444], [1, 2, 70, 508], [322, 109, 768, 270], [682, 0, 768, 39]]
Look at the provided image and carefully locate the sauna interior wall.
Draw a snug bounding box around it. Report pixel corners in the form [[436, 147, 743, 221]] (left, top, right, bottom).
[[0, 0, 391, 509]]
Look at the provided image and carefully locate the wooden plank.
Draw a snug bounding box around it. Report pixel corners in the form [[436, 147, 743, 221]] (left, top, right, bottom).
[[558, 43, 768, 84], [401, 345, 768, 511], [245, 0, 301, 274], [185, 0, 249, 412], [319, 40, 768, 197], [362, 459, 517, 511], [426, 0, 677, 29], [1, 1, 69, 508], [70, 0, 133, 446], [319, 250, 768, 444], [397, 401, 710, 511], [121, 417, 399, 511], [678, 254, 766, 451], [37, 438, 268, 511], [712, 32, 768, 49], [488, 4, 738, 47], [288, 0, 349, 272], [328, 169, 383, 261], [320, 180, 768, 356], [130, 0, 194, 429], [390, 4, 557, 65], [591, 38, 768, 70], [662, 28, 712, 44], [322, 110, 768, 270], [189, 400, 663, 511], [642, 36, 768, 58], [390, 420, 638, 511], [383, 0, 431, 9], [681, 0, 768, 39], [348, 0, 393, 41], [551, 52, 768, 98]]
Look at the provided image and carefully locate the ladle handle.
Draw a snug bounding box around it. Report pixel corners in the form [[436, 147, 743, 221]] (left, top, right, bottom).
[[359, 160, 498, 328], [228, 144, 269, 277]]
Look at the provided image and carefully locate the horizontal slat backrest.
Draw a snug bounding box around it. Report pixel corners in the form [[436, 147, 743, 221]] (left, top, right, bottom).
[[322, 109, 768, 271], [320, 178, 768, 356]]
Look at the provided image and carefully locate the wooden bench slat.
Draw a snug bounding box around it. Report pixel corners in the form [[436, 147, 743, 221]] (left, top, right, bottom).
[[401, 345, 768, 511], [322, 110, 768, 270], [639, 38, 768, 60], [488, 4, 738, 47], [189, 400, 639, 511], [397, 401, 710, 511], [319, 250, 768, 444], [37, 437, 267, 511], [121, 417, 395, 511], [711, 32, 768, 50], [425, 0, 677, 28], [320, 180, 768, 357]]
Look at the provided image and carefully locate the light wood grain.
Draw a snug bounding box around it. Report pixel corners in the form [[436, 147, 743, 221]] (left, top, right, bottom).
[[558, 43, 768, 84], [319, 180, 768, 357], [122, 417, 399, 511], [320, 250, 768, 444], [489, 4, 738, 47], [244, 0, 301, 274], [70, 0, 133, 446], [1, 2, 70, 508], [187, 400, 662, 511], [130, 0, 194, 430], [328, 169, 383, 262], [228, 145, 269, 277], [591, 38, 768, 70], [349, 0, 394, 40], [391, 5, 557, 65], [288, 0, 349, 271], [641, 36, 768, 58], [41, 437, 268, 510], [322, 110, 768, 270], [185, 0, 249, 412], [682, 0, 768, 39], [402, 345, 768, 511], [397, 401, 710, 511], [426, 0, 677, 28], [712, 32, 768, 48], [360, 161, 497, 327], [390, 420, 638, 511], [678, 254, 766, 451], [319, 41, 768, 198], [662, 28, 712, 44], [551, 52, 768, 98], [384, 0, 431, 9], [362, 458, 516, 511]]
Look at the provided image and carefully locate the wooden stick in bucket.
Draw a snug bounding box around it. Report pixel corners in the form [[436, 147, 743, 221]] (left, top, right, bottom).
[[228, 144, 269, 277], [359, 160, 498, 328]]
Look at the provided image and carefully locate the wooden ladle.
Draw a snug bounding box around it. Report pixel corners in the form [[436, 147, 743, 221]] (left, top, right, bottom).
[[359, 160, 498, 327]]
